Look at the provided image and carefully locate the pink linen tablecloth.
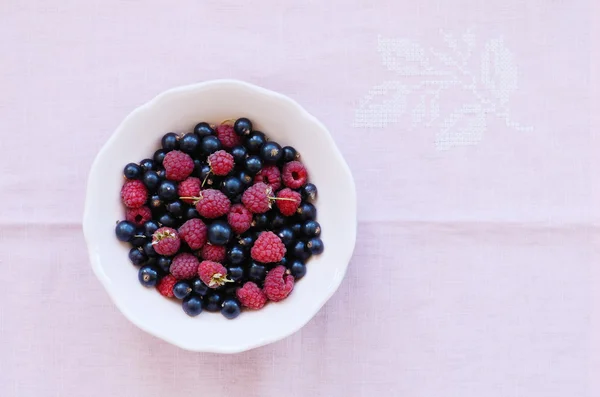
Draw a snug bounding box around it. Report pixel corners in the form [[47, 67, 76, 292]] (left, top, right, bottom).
[[1, 1, 598, 396]]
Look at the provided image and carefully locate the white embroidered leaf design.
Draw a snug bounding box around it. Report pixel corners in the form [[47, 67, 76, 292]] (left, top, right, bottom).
[[436, 103, 486, 150], [353, 81, 410, 128], [481, 38, 517, 105], [354, 31, 532, 150], [377, 37, 431, 76]]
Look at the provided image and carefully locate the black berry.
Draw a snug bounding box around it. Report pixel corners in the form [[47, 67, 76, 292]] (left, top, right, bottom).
[[142, 171, 160, 191], [277, 227, 296, 247], [143, 241, 158, 258], [194, 122, 215, 137], [157, 213, 177, 227], [207, 221, 232, 246], [180, 132, 200, 154], [245, 131, 266, 153], [307, 238, 324, 255], [204, 292, 223, 312], [244, 155, 263, 174], [182, 295, 203, 316], [221, 299, 241, 319], [166, 200, 184, 217], [201, 135, 222, 155], [138, 265, 160, 287], [221, 176, 243, 197], [184, 207, 200, 220], [156, 256, 172, 273], [227, 266, 245, 282], [260, 142, 282, 163], [281, 146, 298, 162], [161, 133, 179, 151], [234, 118, 252, 136], [302, 220, 321, 237], [192, 279, 209, 296], [227, 245, 246, 265], [143, 220, 160, 237], [289, 260, 306, 279], [300, 183, 317, 201], [124, 163, 142, 179], [237, 170, 254, 187], [231, 145, 247, 163], [153, 149, 167, 165], [291, 240, 309, 260], [115, 221, 136, 242], [297, 202, 316, 221], [139, 158, 155, 172], [148, 194, 163, 210], [173, 281, 192, 300], [157, 180, 178, 201], [248, 262, 266, 284], [129, 247, 148, 265]]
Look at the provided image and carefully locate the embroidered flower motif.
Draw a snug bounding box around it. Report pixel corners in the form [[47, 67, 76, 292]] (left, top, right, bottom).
[[354, 30, 532, 150]]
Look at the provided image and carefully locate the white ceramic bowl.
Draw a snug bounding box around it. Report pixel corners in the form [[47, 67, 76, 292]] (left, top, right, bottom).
[[83, 80, 356, 353]]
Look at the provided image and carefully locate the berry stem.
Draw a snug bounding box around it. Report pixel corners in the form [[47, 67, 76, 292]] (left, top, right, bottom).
[[220, 118, 235, 125], [270, 197, 299, 202], [201, 171, 211, 187]]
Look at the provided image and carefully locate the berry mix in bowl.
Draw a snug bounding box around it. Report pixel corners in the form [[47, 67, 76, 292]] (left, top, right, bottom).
[[115, 118, 323, 319], [84, 80, 356, 352]]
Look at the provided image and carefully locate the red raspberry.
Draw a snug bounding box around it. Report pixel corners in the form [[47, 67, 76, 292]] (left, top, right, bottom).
[[178, 177, 201, 204], [157, 274, 177, 298], [198, 260, 232, 288], [282, 161, 308, 189], [237, 282, 267, 309], [125, 205, 152, 226], [208, 150, 234, 176], [254, 165, 281, 191], [195, 189, 231, 218], [170, 253, 200, 279], [227, 204, 253, 234], [242, 182, 273, 214], [263, 265, 294, 302], [215, 123, 241, 149], [121, 179, 147, 208], [275, 188, 301, 216], [200, 244, 226, 262], [151, 227, 181, 256], [251, 231, 286, 263], [163, 150, 194, 181], [178, 218, 207, 250]]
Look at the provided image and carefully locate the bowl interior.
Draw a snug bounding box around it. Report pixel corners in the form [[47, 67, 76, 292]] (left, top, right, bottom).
[[84, 80, 356, 353]]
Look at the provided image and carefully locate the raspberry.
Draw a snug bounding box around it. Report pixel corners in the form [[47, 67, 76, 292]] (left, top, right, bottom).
[[237, 282, 267, 309], [263, 265, 294, 302], [178, 218, 207, 250], [254, 165, 281, 191], [227, 204, 253, 234], [157, 274, 177, 297], [121, 179, 147, 208], [151, 227, 181, 256], [215, 123, 241, 149], [208, 150, 234, 176], [198, 260, 232, 288], [282, 161, 308, 189], [178, 177, 201, 204], [251, 231, 286, 263], [163, 150, 194, 181], [195, 189, 231, 218], [275, 188, 301, 216], [170, 253, 200, 279], [200, 244, 226, 262], [242, 182, 273, 214], [125, 205, 152, 226]]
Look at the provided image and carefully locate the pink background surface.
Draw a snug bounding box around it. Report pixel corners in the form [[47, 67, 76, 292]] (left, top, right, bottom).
[[0, 1, 598, 396]]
